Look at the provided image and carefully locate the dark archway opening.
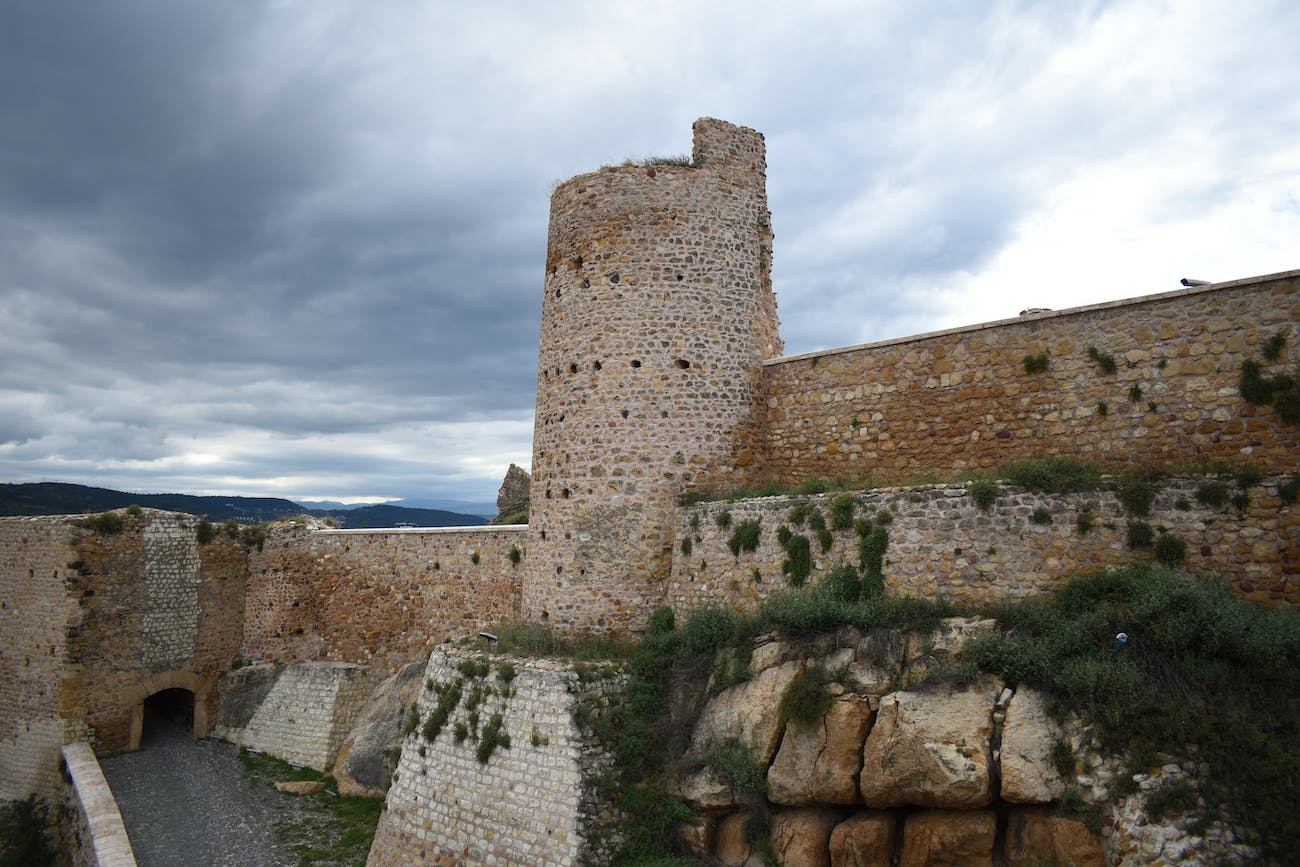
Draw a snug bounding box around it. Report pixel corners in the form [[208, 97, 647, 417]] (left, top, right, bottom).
[[141, 688, 195, 746]]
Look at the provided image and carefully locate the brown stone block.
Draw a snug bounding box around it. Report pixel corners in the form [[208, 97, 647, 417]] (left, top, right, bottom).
[[899, 809, 995, 867], [829, 812, 897, 867], [1005, 808, 1105, 867]]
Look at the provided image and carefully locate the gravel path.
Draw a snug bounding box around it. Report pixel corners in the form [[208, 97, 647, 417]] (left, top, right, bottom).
[[100, 714, 306, 867]]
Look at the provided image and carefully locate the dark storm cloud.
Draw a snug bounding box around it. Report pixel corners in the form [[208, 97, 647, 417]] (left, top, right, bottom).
[[1, 0, 1296, 501]]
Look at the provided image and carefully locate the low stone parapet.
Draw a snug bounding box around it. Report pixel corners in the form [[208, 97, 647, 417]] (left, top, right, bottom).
[[61, 741, 136, 867]]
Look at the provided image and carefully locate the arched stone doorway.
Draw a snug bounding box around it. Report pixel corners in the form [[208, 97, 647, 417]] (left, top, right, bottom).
[[141, 688, 194, 746], [126, 671, 214, 750]]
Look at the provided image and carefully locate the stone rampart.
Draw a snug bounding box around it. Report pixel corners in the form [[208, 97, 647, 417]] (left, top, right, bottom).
[[61, 741, 137, 867], [367, 648, 624, 866], [667, 474, 1299, 614], [241, 525, 526, 676], [753, 271, 1299, 486], [215, 661, 372, 770], [0, 516, 78, 800]]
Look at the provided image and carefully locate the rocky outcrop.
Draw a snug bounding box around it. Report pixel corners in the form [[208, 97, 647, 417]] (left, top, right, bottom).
[[689, 658, 801, 764], [1006, 808, 1106, 866], [768, 689, 872, 805], [332, 661, 424, 797], [859, 678, 1002, 809], [666, 622, 1119, 866], [771, 808, 840, 867], [491, 463, 530, 524], [828, 812, 897, 866], [1000, 687, 1066, 803], [898, 809, 997, 867]]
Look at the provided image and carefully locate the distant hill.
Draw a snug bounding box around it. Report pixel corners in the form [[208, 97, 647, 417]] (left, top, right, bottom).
[[0, 482, 488, 528]]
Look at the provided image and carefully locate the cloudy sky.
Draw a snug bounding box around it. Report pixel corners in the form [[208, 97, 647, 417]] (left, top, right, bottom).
[[1, 1, 1297, 505]]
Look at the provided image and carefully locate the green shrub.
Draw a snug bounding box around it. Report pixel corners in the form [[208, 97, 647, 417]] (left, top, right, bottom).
[[497, 661, 517, 685], [1279, 475, 1300, 504], [826, 563, 862, 603], [1126, 520, 1154, 549], [1057, 787, 1104, 835], [680, 535, 692, 556], [705, 738, 767, 794], [728, 519, 761, 556], [422, 679, 463, 743], [1153, 533, 1186, 567], [1233, 463, 1264, 489], [1195, 479, 1230, 508], [711, 643, 753, 691], [786, 502, 811, 526], [83, 511, 124, 535], [508, 545, 522, 566], [781, 534, 812, 587], [1087, 345, 1118, 374], [858, 525, 889, 580], [1231, 490, 1251, 511], [196, 518, 217, 545], [1076, 504, 1095, 535], [1144, 777, 1198, 818], [715, 510, 732, 529], [678, 607, 748, 657], [648, 606, 675, 635], [1127, 383, 1143, 402], [1030, 505, 1053, 525], [778, 666, 832, 728], [475, 713, 511, 763], [0, 796, 55, 866], [125, 504, 142, 517], [968, 479, 998, 513], [1023, 352, 1050, 373], [1118, 472, 1156, 516], [829, 495, 855, 530], [1002, 458, 1103, 493], [793, 477, 832, 495], [1263, 331, 1288, 362], [1096, 401, 1109, 417]]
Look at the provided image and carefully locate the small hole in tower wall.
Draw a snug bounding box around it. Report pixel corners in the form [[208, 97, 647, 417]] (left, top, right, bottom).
[[569, 363, 578, 374], [562, 488, 571, 499], [555, 288, 561, 299], [676, 274, 684, 281], [593, 361, 602, 370], [540, 530, 546, 540], [676, 359, 691, 369], [631, 359, 642, 368], [621, 410, 629, 419], [609, 273, 619, 283], [580, 278, 590, 289]]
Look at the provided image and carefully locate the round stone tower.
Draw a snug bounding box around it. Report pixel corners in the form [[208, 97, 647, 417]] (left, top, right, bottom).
[[524, 118, 782, 634]]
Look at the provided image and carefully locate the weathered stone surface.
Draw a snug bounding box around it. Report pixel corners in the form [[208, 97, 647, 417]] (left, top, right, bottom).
[[768, 690, 873, 805], [898, 809, 996, 867], [492, 463, 530, 523], [771, 807, 839, 867], [673, 764, 736, 810], [829, 812, 897, 867], [859, 678, 1001, 808], [848, 628, 908, 695], [715, 811, 764, 867], [1000, 687, 1066, 803], [275, 780, 325, 795], [333, 660, 424, 797], [1005, 808, 1105, 867], [216, 663, 283, 730], [690, 661, 802, 763]]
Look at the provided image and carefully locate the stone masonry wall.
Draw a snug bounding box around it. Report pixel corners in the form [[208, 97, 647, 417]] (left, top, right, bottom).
[[66, 511, 247, 753], [0, 516, 79, 801], [241, 524, 526, 677], [368, 648, 623, 867], [667, 474, 1299, 614], [215, 661, 372, 770], [525, 117, 782, 636], [752, 272, 1299, 487]]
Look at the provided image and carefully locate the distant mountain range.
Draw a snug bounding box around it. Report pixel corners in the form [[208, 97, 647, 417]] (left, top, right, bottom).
[[0, 483, 490, 529]]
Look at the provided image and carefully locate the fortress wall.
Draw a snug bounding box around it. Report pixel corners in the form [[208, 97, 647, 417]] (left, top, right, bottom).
[[215, 661, 372, 770], [754, 272, 1299, 487], [368, 649, 623, 867], [0, 516, 79, 800], [65, 511, 247, 752], [241, 525, 526, 676], [525, 118, 781, 635], [667, 475, 1299, 613]]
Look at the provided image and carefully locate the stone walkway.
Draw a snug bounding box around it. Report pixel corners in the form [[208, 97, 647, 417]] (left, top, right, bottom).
[[100, 714, 306, 867]]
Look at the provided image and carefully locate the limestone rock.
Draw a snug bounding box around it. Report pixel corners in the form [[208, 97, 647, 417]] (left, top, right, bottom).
[[1000, 687, 1066, 803], [847, 628, 908, 695], [829, 812, 897, 867], [859, 678, 1001, 808], [690, 660, 802, 764], [715, 812, 765, 867], [492, 463, 530, 523], [769, 691, 873, 805], [1005, 808, 1106, 867], [674, 764, 736, 810], [771, 808, 839, 867], [215, 662, 282, 730], [332, 660, 424, 797], [898, 809, 996, 867], [275, 780, 325, 795]]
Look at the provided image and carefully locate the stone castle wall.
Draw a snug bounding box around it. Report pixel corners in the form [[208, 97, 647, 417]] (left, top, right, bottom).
[[241, 524, 526, 677], [752, 271, 1299, 487], [367, 649, 624, 867], [0, 516, 79, 800], [667, 474, 1299, 614], [525, 118, 782, 635]]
